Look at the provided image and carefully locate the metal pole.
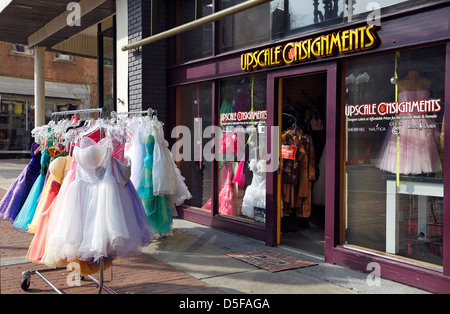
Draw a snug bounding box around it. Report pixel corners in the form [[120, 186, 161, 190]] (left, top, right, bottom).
[[121, 0, 272, 51]]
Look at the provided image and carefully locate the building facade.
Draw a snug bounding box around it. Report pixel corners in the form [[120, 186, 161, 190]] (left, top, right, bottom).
[[0, 41, 97, 154], [126, 0, 450, 293], [0, 0, 448, 294]]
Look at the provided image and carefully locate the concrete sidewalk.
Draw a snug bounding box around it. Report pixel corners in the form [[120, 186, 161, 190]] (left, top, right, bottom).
[[146, 219, 430, 294], [0, 158, 431, 294]]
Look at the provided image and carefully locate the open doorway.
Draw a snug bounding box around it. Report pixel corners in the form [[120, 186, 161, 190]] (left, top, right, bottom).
[[279, 72, 327, 256]]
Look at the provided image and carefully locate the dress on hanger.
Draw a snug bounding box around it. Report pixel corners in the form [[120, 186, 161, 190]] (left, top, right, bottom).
[[376, 90, 442, 174], [26, 155, 72, 262], [109, 137, 155, 251], [13, 147, 51, 231], [0, 142, 41, 222], [27, 154, 69, 234], [241, 159, 266, 218], [41, 157, 78, 268], [138, 134, 173, 237], [126, 119, 146, 189], [152, 120, 178, 196], [46, 136, 152, 263], [42, 135, 113, 275]]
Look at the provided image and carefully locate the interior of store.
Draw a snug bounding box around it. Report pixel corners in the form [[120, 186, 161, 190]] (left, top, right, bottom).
[[279, 73, 327, 256]]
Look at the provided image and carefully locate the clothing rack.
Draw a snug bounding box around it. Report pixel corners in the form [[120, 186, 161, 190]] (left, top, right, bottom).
[[110, 108, 157, 118], [21, 107, 117, 294], [51, 108, 104, 121]]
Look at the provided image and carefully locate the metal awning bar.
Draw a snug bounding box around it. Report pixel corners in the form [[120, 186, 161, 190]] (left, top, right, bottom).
[[121, 0, 272, 51]]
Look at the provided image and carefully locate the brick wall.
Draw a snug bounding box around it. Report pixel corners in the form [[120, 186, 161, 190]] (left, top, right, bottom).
[[0, 41, 98, 106], [128, 0, 167, 124]]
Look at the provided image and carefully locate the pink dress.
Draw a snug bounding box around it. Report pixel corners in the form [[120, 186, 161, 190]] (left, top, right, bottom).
[[202, 132, 240, 215], [376, 90, 442, 175], [202, 162, 237, 215]]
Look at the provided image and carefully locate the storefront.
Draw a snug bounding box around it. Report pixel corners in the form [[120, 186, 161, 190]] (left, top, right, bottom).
[[0, 77, 89, 155], [147, 0, 449, 293]]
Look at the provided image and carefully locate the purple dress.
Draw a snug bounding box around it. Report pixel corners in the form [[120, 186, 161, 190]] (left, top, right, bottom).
[[0, 143, 42, 222]]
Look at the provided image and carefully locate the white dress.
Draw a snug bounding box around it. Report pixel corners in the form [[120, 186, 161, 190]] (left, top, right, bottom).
[[126, 119, 147, 190], [152, 119, 178, 196], [241, 159, 266, 218], [46, 137, 153, 263], [151, 119, 192, 215]]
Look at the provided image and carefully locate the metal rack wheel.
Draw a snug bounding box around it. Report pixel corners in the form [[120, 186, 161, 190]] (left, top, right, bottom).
[[21, 275, 31, 291]]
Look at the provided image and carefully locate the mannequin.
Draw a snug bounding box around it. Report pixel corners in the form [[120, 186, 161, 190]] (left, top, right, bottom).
[[397, 71, 431, 93]]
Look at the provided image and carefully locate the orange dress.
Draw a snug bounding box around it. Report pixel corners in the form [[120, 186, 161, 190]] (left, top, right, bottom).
[[26, 155, 71, 262]]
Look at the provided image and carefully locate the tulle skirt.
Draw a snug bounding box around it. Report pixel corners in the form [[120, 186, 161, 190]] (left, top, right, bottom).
[[376, 116, 442, 175], [241, 182, 266, 218], [40, 167, 76, 266], [40, 168, 113, 275], [138, 157, 173, 237], [46, 174, 151, 263]]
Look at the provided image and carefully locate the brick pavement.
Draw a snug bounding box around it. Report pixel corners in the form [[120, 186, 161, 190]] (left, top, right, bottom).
[[0, 188, 223, 295]]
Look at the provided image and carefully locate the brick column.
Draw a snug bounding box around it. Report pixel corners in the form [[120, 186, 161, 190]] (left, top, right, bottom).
[[128, 0, 167, 124]]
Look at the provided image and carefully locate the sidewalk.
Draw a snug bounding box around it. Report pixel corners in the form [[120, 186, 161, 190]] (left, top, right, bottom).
[[0, 159, 431, 295]]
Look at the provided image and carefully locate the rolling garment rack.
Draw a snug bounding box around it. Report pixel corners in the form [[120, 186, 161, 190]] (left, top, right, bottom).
[[20, 108, 117, 294], [110, 108, 157, 119]]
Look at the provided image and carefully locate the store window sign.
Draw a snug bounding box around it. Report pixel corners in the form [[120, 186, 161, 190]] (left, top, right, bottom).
[[241, 25, 378, 72], [220, 110, 267, 124], [345, 99, 442, 117]]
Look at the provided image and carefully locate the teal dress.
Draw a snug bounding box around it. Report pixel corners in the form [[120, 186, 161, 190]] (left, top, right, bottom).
[[137, 134, 173, 237], [13, 148, 51, 231]]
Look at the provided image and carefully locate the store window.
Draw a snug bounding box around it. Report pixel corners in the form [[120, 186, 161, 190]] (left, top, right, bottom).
[[219, 0, 429, 53], [172, 0, 437, 62], [0, 99, 32, 152], [201, 75, 267, 223], [176, 0, 213, 63], [344, 0, 434, 22], [344, 45, 445, 266], [175, 83, 213, 209]]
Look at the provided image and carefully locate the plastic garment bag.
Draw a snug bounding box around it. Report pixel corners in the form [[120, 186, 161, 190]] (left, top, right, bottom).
[[152, 120, 178, 196]]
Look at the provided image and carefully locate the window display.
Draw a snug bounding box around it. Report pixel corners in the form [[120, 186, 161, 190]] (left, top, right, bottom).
[[202, 75, 267, 223], [344, 45, 445, 266], [176, 83, 213, 209]]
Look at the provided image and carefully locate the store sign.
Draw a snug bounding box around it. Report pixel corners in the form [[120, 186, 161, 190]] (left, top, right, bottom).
[[345, 99, 442, 117], [220, 110, 267, 125], [241, 25, 378, 72]]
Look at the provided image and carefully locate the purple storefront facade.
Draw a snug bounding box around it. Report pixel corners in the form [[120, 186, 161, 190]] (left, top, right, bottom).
[[130, 0, 450, 293]]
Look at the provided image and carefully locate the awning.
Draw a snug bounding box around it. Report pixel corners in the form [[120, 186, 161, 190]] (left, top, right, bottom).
[[0, 76, 89, 100], [0, 0, 115, 51]]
